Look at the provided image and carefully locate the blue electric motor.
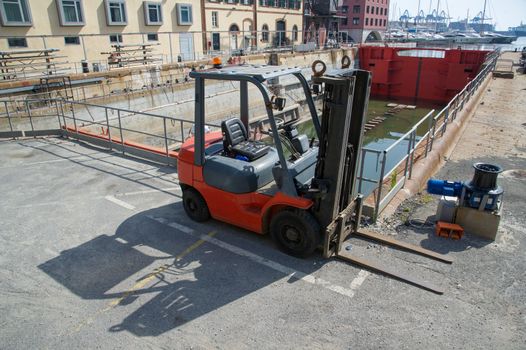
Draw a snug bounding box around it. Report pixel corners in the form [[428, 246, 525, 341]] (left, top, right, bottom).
[[427, 163, 503, 211], [427, 179, 464, 197]]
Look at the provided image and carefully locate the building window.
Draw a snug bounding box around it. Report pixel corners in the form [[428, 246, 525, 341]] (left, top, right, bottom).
[[259, 0, 268, 5], [383, 19, 386, 26], [352, 17, 359, 25], [212, 32, 220, 50], [109, 34, 123, 43], [147, 33, 158, 41], [144, 2, 162, 25], [375, 18, 378, 26], [341, 5, 348, 14], [64, 36, 80, 45], [366, 5, 369, 14], [240, 0, 252, 5], [292, 25, 298, 41], [211, 11, 218, 28], [375, 7, 378, 15], [176, 4, 192, 25], [342, 18, 348, 25], [105, 0, 127, 25], [57, 0, 84, 26], [0, 0, 32, 26], [261, 24, 269, 42], [365, 18, 368, 26], [385, 9, 387, 17], [353, 5, 360, 14], [7, 37, 27, 47]]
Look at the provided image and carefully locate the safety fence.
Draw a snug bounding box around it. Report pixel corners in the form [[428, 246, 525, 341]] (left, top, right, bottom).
[[0, 98, 224, 166], [1, 48, 499, 218], [0, 29, 354, 80], [357, 48, 499, 220]]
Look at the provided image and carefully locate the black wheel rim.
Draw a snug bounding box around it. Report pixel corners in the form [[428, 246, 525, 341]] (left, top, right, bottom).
[[280, 224, 305, 250]]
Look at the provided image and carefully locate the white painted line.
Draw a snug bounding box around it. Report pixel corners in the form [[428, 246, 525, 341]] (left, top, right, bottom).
[[147, 215, 362, 299], [104, 195, 136, 210], [115, 187, 181, 197], [349, 269, 370, 291]]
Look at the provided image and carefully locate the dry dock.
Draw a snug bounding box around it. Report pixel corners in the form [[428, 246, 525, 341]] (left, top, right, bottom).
[[0, 52, 525, 349]]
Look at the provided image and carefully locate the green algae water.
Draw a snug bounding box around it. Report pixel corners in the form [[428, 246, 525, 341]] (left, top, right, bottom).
[[297, 99, 442, 196]]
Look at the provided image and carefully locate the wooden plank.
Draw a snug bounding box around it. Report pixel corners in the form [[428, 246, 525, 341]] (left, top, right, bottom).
[[355, 229, 454, 264], [0, 55, 68, 61], [0, 48, 59, 55], [336, 250, 445, 294], [0, 61, 70, 69]]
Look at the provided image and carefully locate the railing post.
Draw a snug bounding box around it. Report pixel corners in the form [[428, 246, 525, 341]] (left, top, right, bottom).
[[70, 102, 78, 134], [105, 107, 112, 151], [424, 111, 433, 157], [117, 109, 124, 155], [5, 101, 14, 134], [408, 130, 416, 179], [163, 117, 169, 163], [60, 100, 67, 132], [403, 132, 412, 177], [358, 148, 367, 194], [429, 117, 437, 152], [54, 99, 61, 128], [180, 120, 184, 142], [25, 100, 34, 135], [374, 150, 387, 222], [441, 106, 449, 137]]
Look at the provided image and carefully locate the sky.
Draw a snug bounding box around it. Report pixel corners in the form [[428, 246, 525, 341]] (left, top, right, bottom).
[[388, 0, 526, 30]]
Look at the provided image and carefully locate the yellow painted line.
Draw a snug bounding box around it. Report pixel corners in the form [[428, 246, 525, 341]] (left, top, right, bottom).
[[69, 231, 215, 334]]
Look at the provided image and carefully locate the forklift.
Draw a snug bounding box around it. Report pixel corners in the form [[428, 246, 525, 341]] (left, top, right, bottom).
[[178, 62, 452, 294]]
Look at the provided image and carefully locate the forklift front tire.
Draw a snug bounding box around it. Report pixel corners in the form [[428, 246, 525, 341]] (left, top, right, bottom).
[[182, 188, 210, 222], [270, 210, 321, 258]]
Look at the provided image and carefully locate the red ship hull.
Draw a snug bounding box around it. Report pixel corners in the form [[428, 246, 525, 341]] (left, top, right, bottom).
[[358, 46, 489, 104]]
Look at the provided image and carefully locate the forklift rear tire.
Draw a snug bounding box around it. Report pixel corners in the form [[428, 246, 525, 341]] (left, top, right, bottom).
[[270, 210, 320, 258], [182, 188, 210, 222]]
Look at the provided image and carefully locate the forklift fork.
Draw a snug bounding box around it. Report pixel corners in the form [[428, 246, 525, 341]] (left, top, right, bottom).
[[322, 195, 452, 295], [313, 69, 452, 295]]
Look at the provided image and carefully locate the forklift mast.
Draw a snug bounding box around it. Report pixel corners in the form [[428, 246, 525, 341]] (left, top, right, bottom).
[[310, 69, 371, 257]]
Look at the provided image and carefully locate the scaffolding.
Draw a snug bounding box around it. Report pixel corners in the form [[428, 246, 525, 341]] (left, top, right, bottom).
[[0, 48, 71, 81]]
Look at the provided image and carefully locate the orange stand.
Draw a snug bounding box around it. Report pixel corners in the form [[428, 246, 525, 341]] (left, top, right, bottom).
[[435, 221, 464, 240]]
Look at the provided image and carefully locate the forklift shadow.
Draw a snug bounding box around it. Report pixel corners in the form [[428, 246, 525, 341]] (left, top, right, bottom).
[[38, 202, 326, 337]]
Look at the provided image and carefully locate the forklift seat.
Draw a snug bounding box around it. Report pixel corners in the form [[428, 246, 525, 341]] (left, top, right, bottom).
[[221, 118, 270, 161]]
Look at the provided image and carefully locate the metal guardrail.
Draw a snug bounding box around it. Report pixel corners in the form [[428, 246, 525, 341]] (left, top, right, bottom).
[[0, 98, 222, 166], [1, 48, 499, 217], [357, 48, 499, 220]]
